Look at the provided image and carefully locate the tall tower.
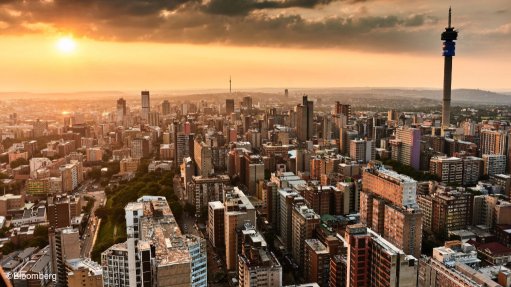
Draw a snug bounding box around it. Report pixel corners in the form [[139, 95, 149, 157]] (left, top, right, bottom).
[[141, 90, 150, 121], [441, 8, 458, 134], [229, 76, 232, 93]]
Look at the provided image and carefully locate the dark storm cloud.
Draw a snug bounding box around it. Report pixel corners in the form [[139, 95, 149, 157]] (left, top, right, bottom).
[[203, 0, 340, 16], [0, 0, 476, 53]]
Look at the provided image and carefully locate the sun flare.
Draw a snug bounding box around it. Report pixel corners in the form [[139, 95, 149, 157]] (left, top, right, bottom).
[[56, 37, 76, 54]]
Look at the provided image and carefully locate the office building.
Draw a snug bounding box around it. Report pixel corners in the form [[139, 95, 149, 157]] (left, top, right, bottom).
[[349, 139, 375, 163], [226, 99, 235, 115], [186, 175, 230, 217], [116, 98, 127, 125], [238, 224, 282, 287], [194, 137, 213, 177], [291, 204, 320, 267], [482, 154, 506, 176], [418, 186, 472, 236], [480, 129, 506, 156], [49, 227, 81, 286], [224, 187, 256, 270], [343, 224, 418, 287], [162, 100, 170, 115], [304, 239, 330, 287], [295, 96, 314, 142], [430, 156, 482, 186], [390, 127, 421, 170], [141, 91, 150, 121], [131, 136, 152, 159], [207, 201, 225, 248]]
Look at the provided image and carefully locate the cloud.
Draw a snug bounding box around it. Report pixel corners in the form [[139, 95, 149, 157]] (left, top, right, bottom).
[[0, 0, 507, 54]]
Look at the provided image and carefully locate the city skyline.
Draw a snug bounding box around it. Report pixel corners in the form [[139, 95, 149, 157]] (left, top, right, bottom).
[[0, 1, 510, 92]]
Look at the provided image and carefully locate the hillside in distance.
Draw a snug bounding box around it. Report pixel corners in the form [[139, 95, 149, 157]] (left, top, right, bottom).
[[0, 88, 510, 106]]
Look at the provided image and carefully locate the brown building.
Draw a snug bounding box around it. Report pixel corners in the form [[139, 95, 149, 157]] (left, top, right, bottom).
[[291, 204, 320, 268], [207, 201, 225, 248], [66, 258, 104, 287], [50, 227, 81, 286], [304, 239, 330, 287], [344, 224, 418, 287], [47, 194, 81, 229], [329, 255, 347, 287], [417, 186, 472, 237]]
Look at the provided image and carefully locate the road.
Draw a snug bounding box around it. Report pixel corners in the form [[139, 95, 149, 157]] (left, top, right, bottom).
[[173, 175, 228, 286], [80, 190, 106, 258]]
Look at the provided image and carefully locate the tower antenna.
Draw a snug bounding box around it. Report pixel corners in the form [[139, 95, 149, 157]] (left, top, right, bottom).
[[448, 7, 452, 28]]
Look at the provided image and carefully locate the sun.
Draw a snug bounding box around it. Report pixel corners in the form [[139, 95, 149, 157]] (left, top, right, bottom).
[[56, 37, 76, 54]]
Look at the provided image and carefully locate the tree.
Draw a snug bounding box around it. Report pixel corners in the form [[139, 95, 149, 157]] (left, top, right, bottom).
[[10, 157, 28, 169]]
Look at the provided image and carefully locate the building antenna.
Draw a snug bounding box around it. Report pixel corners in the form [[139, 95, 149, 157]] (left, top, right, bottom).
[[448, 7, 452, 28]]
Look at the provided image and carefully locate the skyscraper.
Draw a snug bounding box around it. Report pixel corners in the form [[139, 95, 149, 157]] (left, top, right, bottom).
[[226, 99, 235, 115], [441, 8, 458, 133], [161, 100, 170, 115], [116, 98, 126, 124], [296, 96, 314, 142], [141, 90, 150, 121], [390, 127, 421, 170], [49, 227, 81, 286]]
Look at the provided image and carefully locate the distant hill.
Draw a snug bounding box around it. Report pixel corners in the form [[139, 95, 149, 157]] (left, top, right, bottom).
[[1, 88, 510, 106]]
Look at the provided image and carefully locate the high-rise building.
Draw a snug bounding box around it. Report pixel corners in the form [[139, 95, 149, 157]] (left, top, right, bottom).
[[226, 99, 235, 115], [429, 156, 482, 186], [482, 154, 506, 176], [362, 162, 417, 208], [329, 255, 347, 287], [343, 224, 418, 287], [116, 98, 127, 124], [60, 160, 84, 193], [304, 239, 330, 287], [291, 204, 320, 267], [361, 162, 422, 258], [141, 90, 150, 121], [101, 196, 207, 287], [49, 227, 81, 286], [390, 127, 421, 170], [162, 100, 170, 115], [333, 102, 351, 118], [194, 137, 213, 177], [130, 136, 152, 159], [47, 194, 81, 229], [175, 132, 194, 168], [238, 224, 282, 287], [295, 96, 314, 142], [224, 187, 256, 270], [278, 189, 304, 250], [417, 186, 472, 236], [480, 129, 507, 156], [186, 175, 230, 217], [207, 201, 225, 248], [148, 111, 160, 126], [349, 139, 375, 163]]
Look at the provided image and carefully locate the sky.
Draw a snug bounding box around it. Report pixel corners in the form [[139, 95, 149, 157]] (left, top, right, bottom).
[[0, 0, 510, 92]]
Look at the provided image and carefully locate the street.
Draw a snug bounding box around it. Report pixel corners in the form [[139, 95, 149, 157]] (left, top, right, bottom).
[[80, 190, 106, 258]]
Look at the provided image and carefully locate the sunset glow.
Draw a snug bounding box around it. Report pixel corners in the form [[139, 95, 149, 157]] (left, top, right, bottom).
[[56, 37, 76, 54]]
